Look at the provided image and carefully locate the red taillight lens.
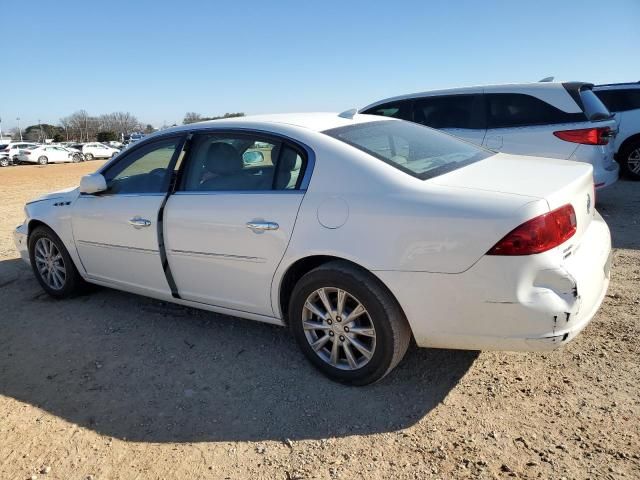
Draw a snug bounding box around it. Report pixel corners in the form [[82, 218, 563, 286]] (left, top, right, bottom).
[[487, 204, 577, 256], [553, 127, 611, 145]]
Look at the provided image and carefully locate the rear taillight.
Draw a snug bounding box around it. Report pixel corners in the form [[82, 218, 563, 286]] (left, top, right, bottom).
[[553, 127, 611, 145], [487, 204, 577, 256]]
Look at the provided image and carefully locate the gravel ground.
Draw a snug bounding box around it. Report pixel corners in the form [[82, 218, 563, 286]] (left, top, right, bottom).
[[0, 162, 638, 480]]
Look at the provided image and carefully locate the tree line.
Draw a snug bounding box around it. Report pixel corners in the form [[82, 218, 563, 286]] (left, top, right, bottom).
[[8, 110, 247, 143]]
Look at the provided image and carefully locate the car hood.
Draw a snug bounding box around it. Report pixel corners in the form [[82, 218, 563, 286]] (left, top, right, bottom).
[[27, 186, 79, 205]]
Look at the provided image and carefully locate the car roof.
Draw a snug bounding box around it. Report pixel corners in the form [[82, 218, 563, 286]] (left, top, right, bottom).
[[594, 82, 640, 90], [154, 112, 389, 137], [362, 81, 587, 111]]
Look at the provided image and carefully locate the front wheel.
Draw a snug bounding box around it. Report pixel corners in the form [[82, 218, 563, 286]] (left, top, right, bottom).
[[619, 141, 640, 180], [289, 261, 411, 385], [84, 153, 94, 161], [0, 157, 9, 167], [38, 156, 48, 165], [72, 154, 82, 163], [28, 226, 88, 298], [111, 151, 118, 158]]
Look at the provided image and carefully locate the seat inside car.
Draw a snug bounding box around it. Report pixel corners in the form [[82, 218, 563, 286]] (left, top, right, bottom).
[[200, 142, 251, 191]]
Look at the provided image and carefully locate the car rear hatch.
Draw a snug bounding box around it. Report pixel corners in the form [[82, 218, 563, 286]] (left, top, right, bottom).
[[430, 152, 595, 250]]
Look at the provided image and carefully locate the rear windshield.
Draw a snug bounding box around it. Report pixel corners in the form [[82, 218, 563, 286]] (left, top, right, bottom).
[[323, 120, 493, 180], [579, 88, 612, 121]]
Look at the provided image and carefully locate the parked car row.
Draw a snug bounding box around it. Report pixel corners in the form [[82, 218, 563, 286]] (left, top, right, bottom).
[[0, 141, 121, 166]]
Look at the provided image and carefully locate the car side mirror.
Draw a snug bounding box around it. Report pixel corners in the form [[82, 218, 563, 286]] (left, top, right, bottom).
[[79, 173, 107, 194], [243, 151, 264, 165]]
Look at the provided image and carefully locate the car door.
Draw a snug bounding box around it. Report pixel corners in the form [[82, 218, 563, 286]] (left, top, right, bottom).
[[483, 93, 583, 159], [50, 146, 67, 162], [411, 94, 487, 145], [71, 135, 185, 297], [164, 131, 309, 317]]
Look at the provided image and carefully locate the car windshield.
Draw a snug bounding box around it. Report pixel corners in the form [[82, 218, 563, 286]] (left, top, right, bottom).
[[323, 119, 493, 180]]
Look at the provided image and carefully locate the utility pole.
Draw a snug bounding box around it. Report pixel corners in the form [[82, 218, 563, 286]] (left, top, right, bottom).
[[38, 119, 43, 143], [17, 117, 22, 141], [0, 117, 3, 142]]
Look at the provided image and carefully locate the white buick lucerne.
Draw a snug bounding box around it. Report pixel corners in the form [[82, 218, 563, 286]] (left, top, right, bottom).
[[14, 113, 612, 385]]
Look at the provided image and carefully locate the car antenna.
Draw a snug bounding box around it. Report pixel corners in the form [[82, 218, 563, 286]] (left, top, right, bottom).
[[338, 108, 358, 119], [538, 76, 554, 82]]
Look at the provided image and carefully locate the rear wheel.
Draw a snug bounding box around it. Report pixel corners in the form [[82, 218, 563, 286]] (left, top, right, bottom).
[[289, 261, 411, 385], [619, 140, 640, 180], [38, 156, 48, 165], [85, 153, 94, 161], [28, 226, 88, 298], [72, 153, 82, 163], [111, 151, 118, 158]]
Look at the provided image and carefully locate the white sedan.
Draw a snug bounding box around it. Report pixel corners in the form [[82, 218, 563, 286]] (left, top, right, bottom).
[[13, 113, 612, 384], [17, 145, 84, 164]]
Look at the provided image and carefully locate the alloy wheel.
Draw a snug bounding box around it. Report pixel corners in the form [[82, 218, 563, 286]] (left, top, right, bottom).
[[628, 148, 640, 175], [34, 237, 66, 290], [302, 287, 377, 370]]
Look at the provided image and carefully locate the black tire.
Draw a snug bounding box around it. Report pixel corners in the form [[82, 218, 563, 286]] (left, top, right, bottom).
[[38, 156, 48, 165], [289, 261, 411, 385], [85, 153, 94, 161], [72, 154, 82, 163], [0, 157, 9, 167], [28, 226, 88, 298], [619, 140, 640, 180]]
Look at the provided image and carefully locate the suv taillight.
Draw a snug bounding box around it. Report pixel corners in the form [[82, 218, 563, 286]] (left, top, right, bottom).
[[553, 127, 611, 145], [487, 204, 577, 256]]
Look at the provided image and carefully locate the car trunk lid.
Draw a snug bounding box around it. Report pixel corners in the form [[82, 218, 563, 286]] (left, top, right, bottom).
[[429, 153, 595, 249]]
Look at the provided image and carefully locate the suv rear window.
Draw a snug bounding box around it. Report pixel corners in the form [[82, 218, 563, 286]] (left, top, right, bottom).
[[323, 120, 493, 180], [579, 89, 612, 121]]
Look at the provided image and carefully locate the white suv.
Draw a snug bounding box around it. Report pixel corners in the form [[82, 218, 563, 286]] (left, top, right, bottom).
[[0, 142, 40, 162], [72, 143, 120, 160], [362, 82, 619, 189], [594, 82, 640, 180]]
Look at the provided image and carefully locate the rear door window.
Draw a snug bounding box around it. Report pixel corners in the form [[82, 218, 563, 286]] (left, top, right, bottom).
[[413, 94, 485, 129], [486, 93, 585, 128]]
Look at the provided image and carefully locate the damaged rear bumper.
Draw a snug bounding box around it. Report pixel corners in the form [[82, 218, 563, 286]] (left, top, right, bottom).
[[375, 211, 612, 351]]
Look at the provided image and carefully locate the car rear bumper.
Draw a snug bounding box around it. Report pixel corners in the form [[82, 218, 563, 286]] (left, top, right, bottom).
[[13, 223, 30, 264], [375, 211, 611, 351], [570, 145, 619, 189]]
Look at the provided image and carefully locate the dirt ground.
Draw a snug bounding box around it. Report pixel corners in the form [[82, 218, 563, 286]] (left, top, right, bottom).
[[0, 162, 638, 480]]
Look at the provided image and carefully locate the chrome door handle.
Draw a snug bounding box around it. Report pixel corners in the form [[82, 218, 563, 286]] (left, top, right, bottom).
[[246, 221, 279, 231], [128, 217, 152, 228]]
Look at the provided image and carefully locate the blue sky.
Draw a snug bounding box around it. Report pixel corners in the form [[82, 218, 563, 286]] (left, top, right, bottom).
[[2, 0, 639, 130]]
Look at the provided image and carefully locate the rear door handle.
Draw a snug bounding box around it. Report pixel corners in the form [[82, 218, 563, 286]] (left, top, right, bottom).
[[129, 217, 152, 228], [246, 221, 279, 231]]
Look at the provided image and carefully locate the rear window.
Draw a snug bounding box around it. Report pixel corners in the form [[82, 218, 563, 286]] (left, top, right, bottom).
[[579, 89, 612, 121], [323, 120, 493, 180]]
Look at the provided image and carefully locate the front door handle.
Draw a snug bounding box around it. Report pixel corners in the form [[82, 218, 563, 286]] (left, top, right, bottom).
[[129, 217, 152, 228], [246, 221, 279, 231]]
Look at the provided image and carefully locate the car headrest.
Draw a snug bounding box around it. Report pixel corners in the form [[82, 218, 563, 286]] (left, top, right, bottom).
[[204, 142, 243, 175]]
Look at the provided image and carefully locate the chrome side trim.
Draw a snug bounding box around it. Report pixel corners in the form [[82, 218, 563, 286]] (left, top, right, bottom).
[[172, 190, 305, 196], [169, 249, 265, 263], [77, 240, 158, 254]]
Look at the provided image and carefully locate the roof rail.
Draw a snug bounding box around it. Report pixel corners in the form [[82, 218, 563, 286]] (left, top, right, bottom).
[[338, 108, 358, 119]]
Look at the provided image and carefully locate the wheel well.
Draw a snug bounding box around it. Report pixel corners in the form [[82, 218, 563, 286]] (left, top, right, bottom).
[[278, 255, 405, 325], [617, 133, 640, 158], [27, 219, 50, 238]]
